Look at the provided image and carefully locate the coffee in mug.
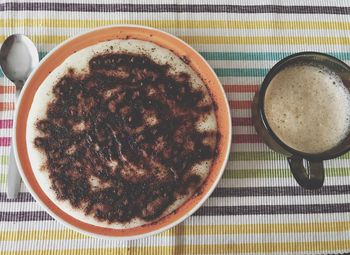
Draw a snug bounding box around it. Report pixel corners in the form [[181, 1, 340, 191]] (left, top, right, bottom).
[[264, 64, 350, 154]]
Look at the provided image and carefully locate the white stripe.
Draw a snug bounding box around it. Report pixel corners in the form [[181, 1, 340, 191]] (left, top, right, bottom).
[[218, 175, 350, 187], [0, 128, 13, 137], [0, 94, 15, 103], [226, 92, 255, 101], [218, 177, 297, 187], [186, 212, 350, 225], [205, 194, 350, 207], [230, 143, 273, 152], [3, 11, 350, 23], [232, 126, 256, 134], [1, 212, 349, 232], [231, 109, 254, 118], [0, 220, 64, 232], [209, 60, 276, 68], [226, 157, 350, 170], [0, 184, 44, 194], [231, 144, 276, 153], [226, 159, 289, 170], [0, 146, 10, 159], [0, 201, 43, 212]]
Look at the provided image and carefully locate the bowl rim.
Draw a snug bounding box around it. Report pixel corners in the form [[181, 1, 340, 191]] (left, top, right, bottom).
[[13, 24, 232, 240]]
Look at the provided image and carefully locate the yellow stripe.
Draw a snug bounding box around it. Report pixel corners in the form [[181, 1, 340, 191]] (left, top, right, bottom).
[[2, 221, 350, 241], [1, 35, 349, 45], [1, 19, 350, 30], [0, 35, 66, 44], [181, 36, 350, 45], [1, 241, 350, 255]]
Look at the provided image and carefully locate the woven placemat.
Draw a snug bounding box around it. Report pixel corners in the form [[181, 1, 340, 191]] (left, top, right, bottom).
[[1, 1, 350, 254]]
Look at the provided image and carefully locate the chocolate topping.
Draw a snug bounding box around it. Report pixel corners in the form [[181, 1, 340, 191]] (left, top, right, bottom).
[[34, 52, 219, 224]]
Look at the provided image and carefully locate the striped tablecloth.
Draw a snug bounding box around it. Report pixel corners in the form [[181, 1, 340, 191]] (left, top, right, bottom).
[[1, 1, 350, 254]]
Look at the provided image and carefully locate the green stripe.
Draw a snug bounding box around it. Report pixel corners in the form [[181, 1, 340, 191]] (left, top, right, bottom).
[[0, 156, 9, 165], [0, 173, 6, 184], [201, 52, 350, 61], [223, 167, 350, 179], [201, 52, 290, 61], [230, 152, 285, 161], [214, 68, 268, 77], [223, 168, 291, 178], [0, 156, 9, 184]]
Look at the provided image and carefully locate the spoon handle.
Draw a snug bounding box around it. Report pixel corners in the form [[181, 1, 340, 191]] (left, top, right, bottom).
[[7, 88, 22, 199], [7, 143, 21, 199]]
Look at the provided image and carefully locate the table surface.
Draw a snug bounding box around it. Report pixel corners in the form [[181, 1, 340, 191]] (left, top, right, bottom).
[[1, 1, 350, 254]]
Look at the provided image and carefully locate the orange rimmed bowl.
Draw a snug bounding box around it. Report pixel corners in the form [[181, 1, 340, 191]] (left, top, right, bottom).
[[14, 25, 232, 239]]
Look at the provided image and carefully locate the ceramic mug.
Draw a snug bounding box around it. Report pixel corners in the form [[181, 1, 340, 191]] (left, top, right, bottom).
[[252, 52, 350, 190]]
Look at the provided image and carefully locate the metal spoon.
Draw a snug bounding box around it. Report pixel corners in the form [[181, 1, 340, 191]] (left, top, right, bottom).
[[0, 34, 39, 199]]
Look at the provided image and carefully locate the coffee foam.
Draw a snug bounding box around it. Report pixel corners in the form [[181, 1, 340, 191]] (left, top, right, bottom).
[[264, 64, 350, 154], [26, 39, 217, 229]]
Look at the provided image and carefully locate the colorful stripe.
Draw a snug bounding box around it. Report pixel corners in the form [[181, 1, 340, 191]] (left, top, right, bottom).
[[1, 3, 350, 15], [202, 52, 350, 61], [0, 137, 11, 146], [3, 203, 350, 222], [0, 102, 15, 111], [229, 100, 252, 109], [0, 120, 13, 129], [232, 117, 253, 126], [223, 167, 350, 178], [1, 241, 350, 255], [2, 221, 350, 241], [0, 86, 15, 94], [181, 36, 350, 45], [4, 19, 350, 30]]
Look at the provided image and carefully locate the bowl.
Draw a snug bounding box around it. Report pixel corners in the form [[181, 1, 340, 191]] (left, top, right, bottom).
[[14, 25, 232, 239]]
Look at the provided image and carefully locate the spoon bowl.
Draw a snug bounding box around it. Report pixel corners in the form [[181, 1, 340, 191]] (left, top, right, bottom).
[[0, 34, 39, 87]]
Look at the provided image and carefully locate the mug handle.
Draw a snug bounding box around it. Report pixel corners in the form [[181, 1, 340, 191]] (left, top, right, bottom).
[[287, 156, 324, 189]]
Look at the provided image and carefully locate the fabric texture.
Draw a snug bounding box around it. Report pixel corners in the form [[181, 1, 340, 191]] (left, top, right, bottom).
[[1, 1, 350, 254]]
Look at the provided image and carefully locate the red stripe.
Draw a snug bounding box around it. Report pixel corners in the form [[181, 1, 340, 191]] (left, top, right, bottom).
[[229, 100, 251, 109], [232, 117, 253, 126], [0, 120, 13, 129], [233, 134, 261, 143], [0, 137, 11, 146], [0, 86, 15, 94], [224, 84, 258, 93], [0, 102, 15, 111]]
